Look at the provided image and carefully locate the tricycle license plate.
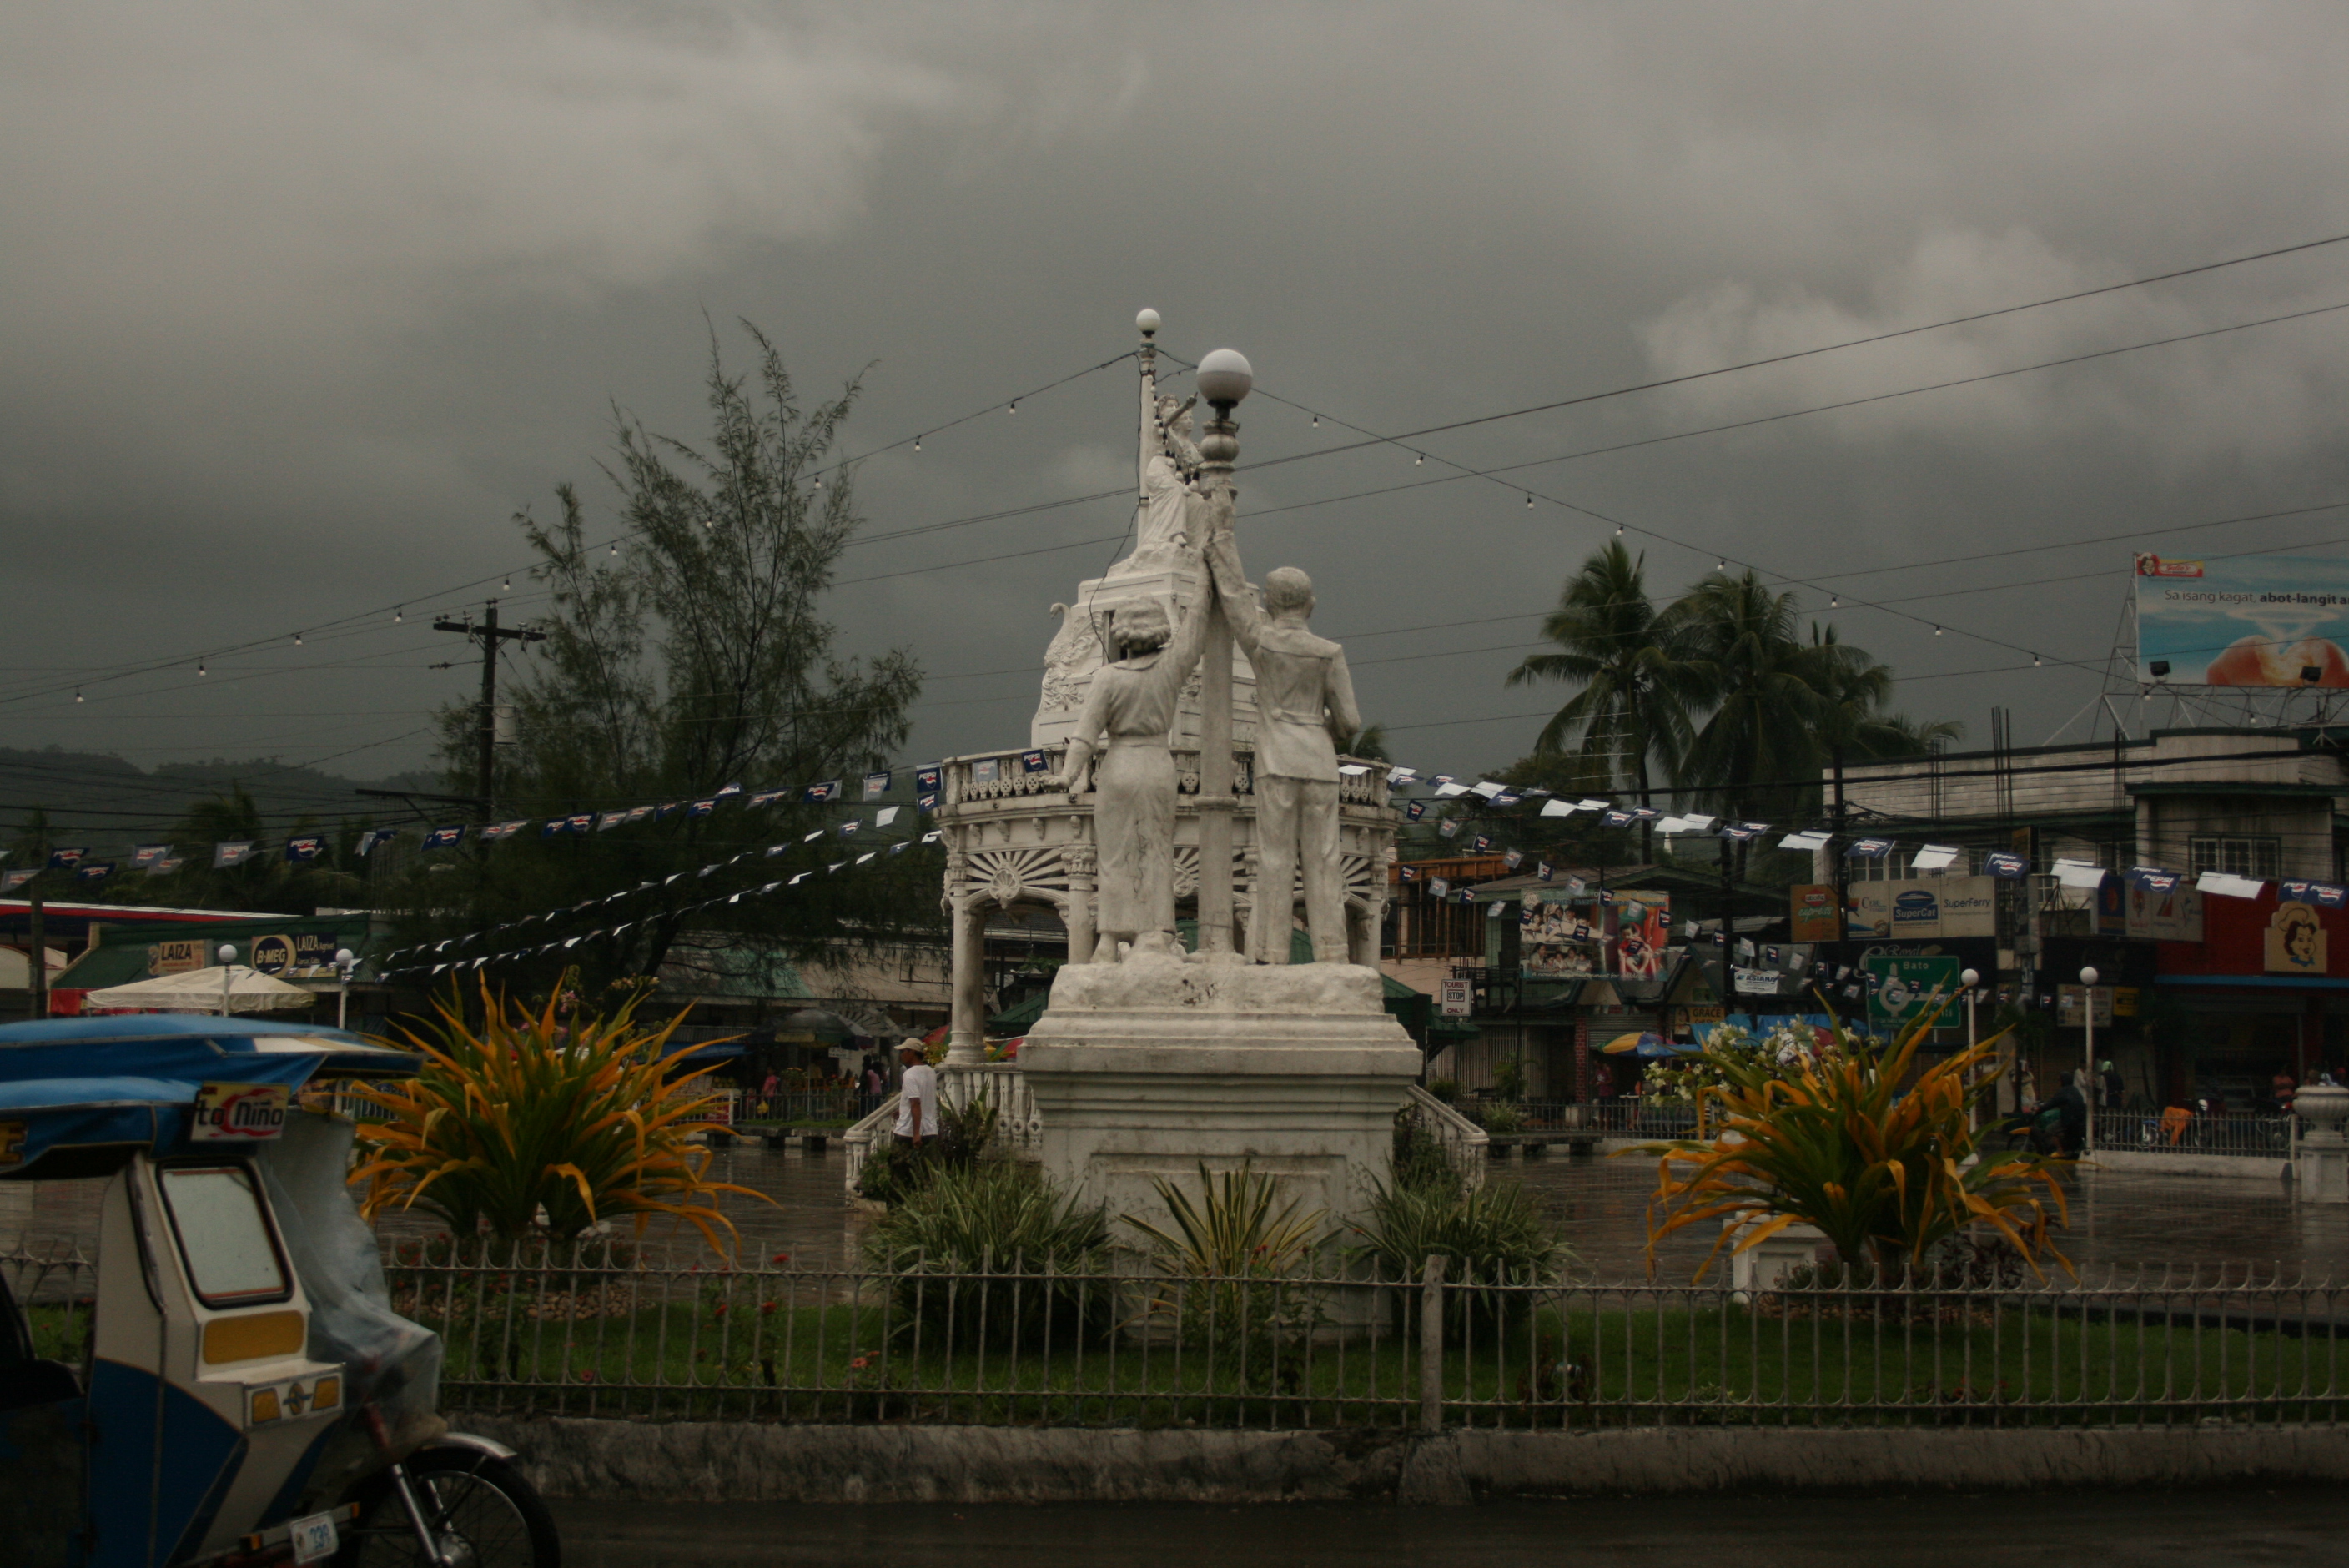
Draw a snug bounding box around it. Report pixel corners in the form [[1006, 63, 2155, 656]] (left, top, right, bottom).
[[289, 1512, 339, 1564]]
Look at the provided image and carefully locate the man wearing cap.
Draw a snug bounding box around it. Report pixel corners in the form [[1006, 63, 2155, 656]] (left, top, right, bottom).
[[895, 1038, 938, 1149]]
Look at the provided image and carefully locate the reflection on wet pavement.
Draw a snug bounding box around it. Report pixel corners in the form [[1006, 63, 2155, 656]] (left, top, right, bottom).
[[12, 1143, 2348, 1285]]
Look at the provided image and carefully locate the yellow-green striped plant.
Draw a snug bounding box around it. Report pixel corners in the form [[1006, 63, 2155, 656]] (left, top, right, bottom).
[[349, 981, 770, 1256], [1623, 1003, 2070, 1282]]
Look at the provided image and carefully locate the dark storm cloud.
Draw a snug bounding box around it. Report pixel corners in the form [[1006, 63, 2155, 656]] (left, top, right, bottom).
[[5, 1, 2348, 792]]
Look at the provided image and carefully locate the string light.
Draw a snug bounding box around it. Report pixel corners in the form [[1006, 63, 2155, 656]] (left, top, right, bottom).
[[913, 436, 922, 453], [198, 661, 207, 676], [1829, 595, 1839, 608], [1413, 454, 1423, 466], [1613, 524, 1624, 536], [1526, 495, 1534, 508], [1716, 558, 1727, 571], [502, 575, 511, 591], [1310, 414, 1320, 428], [395, 606, 404, 624], [1934, 625, 1944, 636], [294, 632, 303, 646], [74, 689, 83, 704], [2032, 654, 2042, 666], [1008, 400, 1019, 415], [813, 475, 822, 490], [609, 540, 618, 556]]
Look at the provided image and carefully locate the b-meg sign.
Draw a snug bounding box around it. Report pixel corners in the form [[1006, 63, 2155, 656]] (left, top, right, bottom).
[[2135, 552, 2349, 687]]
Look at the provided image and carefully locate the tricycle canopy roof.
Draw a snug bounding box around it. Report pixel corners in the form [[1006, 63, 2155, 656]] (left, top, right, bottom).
[[0, 1014, 417, 1179]]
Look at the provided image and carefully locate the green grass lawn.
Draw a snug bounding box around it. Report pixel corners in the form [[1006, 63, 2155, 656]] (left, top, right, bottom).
[[393, 1271, 2349, 1429]]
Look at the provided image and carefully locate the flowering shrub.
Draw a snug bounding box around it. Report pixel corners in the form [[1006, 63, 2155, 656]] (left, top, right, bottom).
[[1642, 1022, 1850, 1119]]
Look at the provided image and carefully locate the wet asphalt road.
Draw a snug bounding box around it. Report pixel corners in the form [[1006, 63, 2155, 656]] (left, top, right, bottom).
[[553, 1490, 2348, 1567]]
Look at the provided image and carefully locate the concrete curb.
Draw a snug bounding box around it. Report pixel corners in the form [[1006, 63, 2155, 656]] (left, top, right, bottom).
[[460, 1415, 2349, 1503]]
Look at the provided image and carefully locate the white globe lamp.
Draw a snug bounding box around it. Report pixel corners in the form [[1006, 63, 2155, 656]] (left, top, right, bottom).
[[1195, 348, 1254, 410]]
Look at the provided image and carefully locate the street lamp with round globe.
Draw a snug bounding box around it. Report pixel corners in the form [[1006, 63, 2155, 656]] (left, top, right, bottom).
[[2080, 965, 2102, 1153], [1195, 348, 1254, 410], [334, 947, 358, 1029], [1959, 968, 1983, 1086], [216, 944, 238, 1019], [1135, 308, 1161, 337]]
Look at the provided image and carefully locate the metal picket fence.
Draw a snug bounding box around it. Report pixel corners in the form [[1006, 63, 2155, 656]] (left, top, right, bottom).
[[377, 1240, 2348, 1431], [2091, 1108, 2295, 1158]]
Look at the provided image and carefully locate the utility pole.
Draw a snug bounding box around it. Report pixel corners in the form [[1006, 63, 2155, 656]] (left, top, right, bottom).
[[434, 601, 546, 822]]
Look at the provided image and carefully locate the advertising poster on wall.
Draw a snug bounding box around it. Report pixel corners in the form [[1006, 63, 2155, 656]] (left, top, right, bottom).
[[2134, 552, 2349, 686], [1789, 884, 1843, 942], [2266, 902, 2328, 975], [1611, 893, 1671, 979], [1846, 877, 1997, 940], [1518, 888, 1599, 978], [2123, 880, 2204, 941]]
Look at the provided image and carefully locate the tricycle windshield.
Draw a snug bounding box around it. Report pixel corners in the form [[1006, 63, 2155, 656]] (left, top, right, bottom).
[[158, 1163, 291, 1308]]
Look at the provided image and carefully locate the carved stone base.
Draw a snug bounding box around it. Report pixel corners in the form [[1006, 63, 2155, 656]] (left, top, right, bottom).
[[1018, 961, 1421, 1251]]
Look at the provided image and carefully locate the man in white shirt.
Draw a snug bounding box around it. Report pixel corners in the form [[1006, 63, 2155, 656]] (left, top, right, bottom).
[[895, 1038, 939, 1147]]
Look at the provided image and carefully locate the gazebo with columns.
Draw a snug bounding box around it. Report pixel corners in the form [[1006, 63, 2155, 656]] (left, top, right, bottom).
[[934, 741, 1399, 1065]]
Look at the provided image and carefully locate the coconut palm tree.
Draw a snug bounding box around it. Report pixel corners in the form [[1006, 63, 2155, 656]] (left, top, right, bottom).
[[1666, 570, 1826, 830], [1505, 543, 1699, 821], [1807, 624, 1962, 763]]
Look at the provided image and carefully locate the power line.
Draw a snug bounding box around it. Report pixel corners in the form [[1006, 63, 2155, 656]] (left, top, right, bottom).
[[1230, 226, 2349, 471], [23, 228, 2345, 714]]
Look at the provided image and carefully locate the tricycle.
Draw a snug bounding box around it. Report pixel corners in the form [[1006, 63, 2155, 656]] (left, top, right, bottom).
[[0, 1014, 558, 1567]]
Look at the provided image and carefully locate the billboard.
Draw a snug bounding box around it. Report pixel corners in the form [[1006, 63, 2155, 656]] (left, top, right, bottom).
[[1519, 887, 1671, 979], [1846, 877, 1996, 941], [2134, 553, 2349, 686]]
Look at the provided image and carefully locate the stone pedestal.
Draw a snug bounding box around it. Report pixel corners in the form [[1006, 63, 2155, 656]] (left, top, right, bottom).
[[2294, 1084, 2349, 1204], [1018, 958, 1421, 1244], [2296, 1134, 2349, 1203], [1728, 1219, 1828, 1297]]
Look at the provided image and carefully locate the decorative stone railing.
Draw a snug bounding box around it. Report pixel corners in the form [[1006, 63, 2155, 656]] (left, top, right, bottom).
[[1405, 1083, 1489, 1191], [840, 1062, 1045, 1196], [943, 750, 1390, 809]]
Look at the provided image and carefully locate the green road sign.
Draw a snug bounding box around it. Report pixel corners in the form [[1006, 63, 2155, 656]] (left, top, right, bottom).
[[1862, 954, 1963, 1028]]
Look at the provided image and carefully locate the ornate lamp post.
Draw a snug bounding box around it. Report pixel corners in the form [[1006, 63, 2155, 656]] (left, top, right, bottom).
[[1190, 345, 1253, 958], [334, 947, 358, 1031]]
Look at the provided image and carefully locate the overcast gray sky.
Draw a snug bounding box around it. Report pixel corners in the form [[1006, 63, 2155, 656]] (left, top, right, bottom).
[[6, 1, 2348, 804]]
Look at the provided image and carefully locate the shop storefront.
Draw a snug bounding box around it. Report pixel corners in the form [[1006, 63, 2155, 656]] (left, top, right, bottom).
[[2155, 889, 2349, 1111]]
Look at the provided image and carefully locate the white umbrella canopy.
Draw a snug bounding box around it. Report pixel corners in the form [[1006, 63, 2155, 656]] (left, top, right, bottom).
[[84, 965, 318, 1015]]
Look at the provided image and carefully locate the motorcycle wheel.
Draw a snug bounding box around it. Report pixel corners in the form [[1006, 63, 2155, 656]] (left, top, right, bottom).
[[337, 1446, 561, 1568]]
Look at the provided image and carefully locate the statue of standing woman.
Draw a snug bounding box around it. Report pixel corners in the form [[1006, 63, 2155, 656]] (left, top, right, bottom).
[[1059, 591, 1210, 961], [1132, 394, 1205, 565]]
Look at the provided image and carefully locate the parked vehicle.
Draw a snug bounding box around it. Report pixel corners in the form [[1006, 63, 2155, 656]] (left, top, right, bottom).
[[0, 1015, 558, 1567]]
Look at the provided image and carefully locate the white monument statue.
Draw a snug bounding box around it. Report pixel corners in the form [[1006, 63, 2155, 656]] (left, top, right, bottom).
[[1016, 314, 1421, 1264], [1056, 594, 1210, 963], [1205, 531, 1360, 964]]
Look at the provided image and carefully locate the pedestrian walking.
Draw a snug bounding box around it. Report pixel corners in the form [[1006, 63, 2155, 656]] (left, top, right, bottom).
[[895, 1038, 938, 1151]]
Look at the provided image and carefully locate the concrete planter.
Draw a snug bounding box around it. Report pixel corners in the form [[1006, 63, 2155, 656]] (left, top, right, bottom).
[[2293, 1083, 2349, 1203]]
